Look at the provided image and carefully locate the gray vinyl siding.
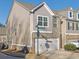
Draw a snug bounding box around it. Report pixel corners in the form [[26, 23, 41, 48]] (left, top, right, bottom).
[[7, 2, 31, 48], [33, 5, 53, 32]]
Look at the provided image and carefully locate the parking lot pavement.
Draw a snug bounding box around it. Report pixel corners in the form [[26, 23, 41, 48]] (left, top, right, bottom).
[[0, 52, 24, 59]]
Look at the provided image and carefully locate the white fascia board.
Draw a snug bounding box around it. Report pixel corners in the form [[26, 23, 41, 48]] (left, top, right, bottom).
[[31, 2, 54, 15], [44, 2, 54, 15], [31, 2, 44, 12]]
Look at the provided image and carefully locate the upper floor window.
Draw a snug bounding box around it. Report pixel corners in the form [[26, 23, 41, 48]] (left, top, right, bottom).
[[53, 16, 57, 28], [68, 11, 73, 19], [77, 13, 79, 20], [67, 22, 74, 30], [37, 16, 48, 27], [76, 22, 79, 30]]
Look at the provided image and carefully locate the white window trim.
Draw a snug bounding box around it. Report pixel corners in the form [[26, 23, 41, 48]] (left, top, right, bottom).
[[33, 31, 52, 33], [68, 11, 73, 19], [37, 15, 49, 28], [77, 13, 79, 20]]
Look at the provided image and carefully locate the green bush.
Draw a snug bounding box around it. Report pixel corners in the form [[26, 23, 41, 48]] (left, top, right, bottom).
[[64, 44, 76, 51]]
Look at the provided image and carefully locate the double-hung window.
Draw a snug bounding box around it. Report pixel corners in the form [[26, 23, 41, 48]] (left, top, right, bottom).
[[53, 16, 57, 28], [68, 11, 73, 19], [77, 13, 79, 20], [68, 22, 74, 30], [38, 16, 48, 27], [76, 22, 79, 30]]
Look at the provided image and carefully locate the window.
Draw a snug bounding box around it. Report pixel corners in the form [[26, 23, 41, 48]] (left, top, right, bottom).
[[78, 13, 79, 19], [77, 13, 79, 20], [76, 22, 79, 30], [68, 22, 74, 30], [68, 11, 73, 19], [70, 12, 72, 17], [38, 16, 48, 27], [53, 16, 57, 27]]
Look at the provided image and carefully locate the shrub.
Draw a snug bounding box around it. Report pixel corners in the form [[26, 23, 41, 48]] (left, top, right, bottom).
[[64, 44, 76, 51]]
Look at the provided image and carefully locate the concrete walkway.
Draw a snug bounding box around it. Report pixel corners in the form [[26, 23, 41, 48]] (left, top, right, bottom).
[[66, 53, 79, 59], [48, 50, 73, 59], [46, 50, 79, 59]]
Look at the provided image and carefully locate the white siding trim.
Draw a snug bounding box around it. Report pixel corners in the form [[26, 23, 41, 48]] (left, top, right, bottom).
[[57, 38, 60, 50], [33, 31, 52, 33], [44, 3, 54, 15], [65, 33, 79, 35], [31, 2, 54, 15], [30, 13, 33, 47]]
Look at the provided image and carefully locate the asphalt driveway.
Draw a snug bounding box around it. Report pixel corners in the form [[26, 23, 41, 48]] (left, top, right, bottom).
[[0, 52, 24, 59]]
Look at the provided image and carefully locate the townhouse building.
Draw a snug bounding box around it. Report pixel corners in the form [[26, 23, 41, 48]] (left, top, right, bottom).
[[7, 1, 61, 54], [6, 0, 79, 54], [56, 7, 79, 48], [0, 23, 7, 44]]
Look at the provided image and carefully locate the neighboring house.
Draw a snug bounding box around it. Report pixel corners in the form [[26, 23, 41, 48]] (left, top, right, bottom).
[[7, 0, 60, 54], [0, 23, 7, 44], [55, 7, 79, 48]]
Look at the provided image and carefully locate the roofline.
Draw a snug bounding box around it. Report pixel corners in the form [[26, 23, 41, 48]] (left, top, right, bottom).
[[31, 2, 45, 12], [15, 0, 34, 11], [31, 2, 54, 15]]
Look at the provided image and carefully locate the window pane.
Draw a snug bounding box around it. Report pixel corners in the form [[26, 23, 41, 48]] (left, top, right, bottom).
[[38, 16, 42, 21], [53, 16, 57, 27], [38, 16, 42, 26], [68, 22, 73, 30], [76, 22, 79, 30], [78, 14, 79, 19], [76, 23, 78, 30], [68, 22, 70, 30], [53, 24, 57, 27], [44, 17, 47, 21], [72, 23, 74, 30], [44, 22, 47, 26], [38, 21, 42, 26], [44, 17, 47, 26], [70, 12, 72, 17]]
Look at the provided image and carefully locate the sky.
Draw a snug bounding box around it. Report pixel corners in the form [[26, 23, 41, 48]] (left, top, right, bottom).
[[0, 0, 79, 25]]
